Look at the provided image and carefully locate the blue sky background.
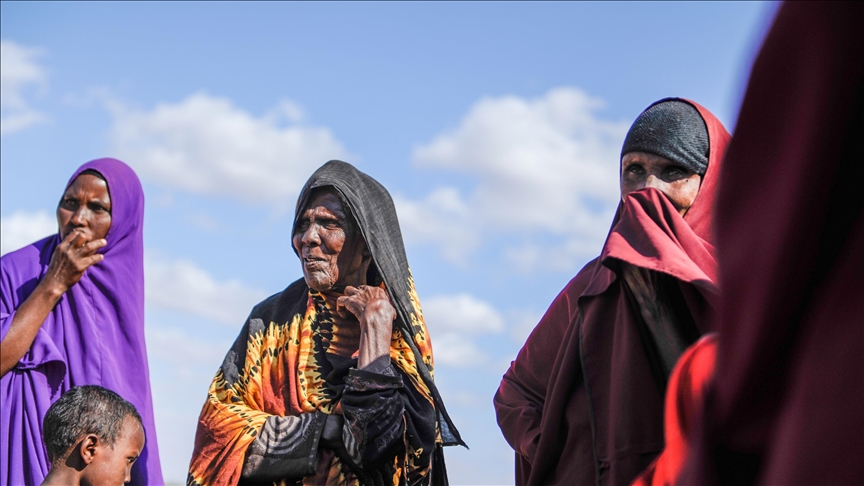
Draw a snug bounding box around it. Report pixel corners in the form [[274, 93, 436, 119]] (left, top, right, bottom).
[[1, 2, 777, 484]]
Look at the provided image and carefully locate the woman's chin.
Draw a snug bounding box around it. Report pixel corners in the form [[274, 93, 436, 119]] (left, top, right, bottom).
[[304, 274, 337, 293]]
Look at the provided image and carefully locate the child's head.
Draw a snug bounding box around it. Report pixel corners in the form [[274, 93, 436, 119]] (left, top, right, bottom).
[[43, 385, 145, 486]]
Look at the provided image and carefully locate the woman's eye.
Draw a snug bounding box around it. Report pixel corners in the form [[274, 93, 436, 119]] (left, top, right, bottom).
[[665, 166, 687, 178], [625, 165, 644, 175]]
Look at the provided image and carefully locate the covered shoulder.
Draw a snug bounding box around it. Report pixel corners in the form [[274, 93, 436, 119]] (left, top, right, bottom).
[[527, 256, 600, 342], [0, 236, 56, 309], [562, 256, 601, 305], [247, 278, 309, 326], [501, 257, 601, 398], [0, 236, 54, 277], [220, 278, 308, 384]]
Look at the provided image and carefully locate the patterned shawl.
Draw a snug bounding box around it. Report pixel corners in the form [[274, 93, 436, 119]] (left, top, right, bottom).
[[189, 161, 462, 486]]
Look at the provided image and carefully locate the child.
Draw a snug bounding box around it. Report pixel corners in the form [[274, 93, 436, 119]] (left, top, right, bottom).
[[40, 385, 146, 486]]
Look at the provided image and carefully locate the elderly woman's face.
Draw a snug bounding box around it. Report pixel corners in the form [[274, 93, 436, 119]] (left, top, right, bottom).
[[57, 173, 112, 241], [621, 152, 702, 216], [293, 188, 371, 292]]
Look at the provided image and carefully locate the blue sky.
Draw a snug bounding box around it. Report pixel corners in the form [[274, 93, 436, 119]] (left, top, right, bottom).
[[1, 2, 776, 484]]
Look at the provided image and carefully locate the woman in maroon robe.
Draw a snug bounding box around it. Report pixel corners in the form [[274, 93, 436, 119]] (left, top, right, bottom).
[[494, 98, 729, 485], [676, 3, 864, 484]]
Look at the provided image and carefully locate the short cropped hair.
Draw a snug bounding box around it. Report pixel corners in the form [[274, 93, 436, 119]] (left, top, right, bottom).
[[43, 385, 143, 463]]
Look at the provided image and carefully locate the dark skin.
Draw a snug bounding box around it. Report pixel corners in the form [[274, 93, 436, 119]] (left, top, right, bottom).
[[0, 174, 110, 377], [621, 151, 702, 216], [292, 189, 396, 376]]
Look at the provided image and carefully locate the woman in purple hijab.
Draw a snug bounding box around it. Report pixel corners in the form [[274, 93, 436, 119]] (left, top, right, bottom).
[[0, 158, 162, 486]]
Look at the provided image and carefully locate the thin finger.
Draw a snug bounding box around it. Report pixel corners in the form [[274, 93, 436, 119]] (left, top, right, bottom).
[[61, 229, 82, 248], [71, 231, 91, 250], [83, 238, 107, 252], [83, 253, 104, 268]]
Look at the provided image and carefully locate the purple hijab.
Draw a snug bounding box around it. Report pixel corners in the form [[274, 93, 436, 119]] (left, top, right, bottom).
[[0, 158, 163, 486]]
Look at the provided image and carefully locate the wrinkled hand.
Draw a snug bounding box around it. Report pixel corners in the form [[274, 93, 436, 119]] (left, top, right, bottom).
[[43, 229, 106, 295], [337, 286, 395, 368], [336, 286, 396, 332]]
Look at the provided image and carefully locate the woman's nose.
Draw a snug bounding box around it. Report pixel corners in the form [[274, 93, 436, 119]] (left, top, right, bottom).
[[301, 225, 321, 246], [644, 174, 666, 191], [69, 207, 88, 227]]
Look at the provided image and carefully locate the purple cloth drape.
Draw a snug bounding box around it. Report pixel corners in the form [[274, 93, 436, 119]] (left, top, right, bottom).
[[1, 158, 163, 486]]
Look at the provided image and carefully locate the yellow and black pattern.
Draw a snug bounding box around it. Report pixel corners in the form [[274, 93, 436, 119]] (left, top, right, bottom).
[[188, 275, 440, 486]]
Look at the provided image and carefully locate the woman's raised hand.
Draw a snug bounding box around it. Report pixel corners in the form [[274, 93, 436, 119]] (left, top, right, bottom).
[[337, 286, 396, 369], [43, 229, 106, 295], [337, 286, 396, 327], [0, 230, 106, 376]]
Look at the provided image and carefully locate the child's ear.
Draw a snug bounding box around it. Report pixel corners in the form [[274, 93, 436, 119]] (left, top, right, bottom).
[[78, 434, 100, 465]]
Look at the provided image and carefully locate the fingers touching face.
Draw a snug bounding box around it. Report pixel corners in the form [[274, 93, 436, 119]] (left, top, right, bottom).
[[621, 151, 702, 216], [57, 173, 112, 242]]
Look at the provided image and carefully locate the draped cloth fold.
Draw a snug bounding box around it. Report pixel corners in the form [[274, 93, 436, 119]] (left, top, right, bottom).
[[631, 335, 718, 486], [679, 3, 864, 484], [189, 161, 462, 486]]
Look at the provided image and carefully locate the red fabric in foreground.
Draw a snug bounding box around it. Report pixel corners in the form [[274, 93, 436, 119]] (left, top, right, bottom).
[[631, 335, 718, 486], [679, 2, 864, 484], [494, 100, 729, 485]]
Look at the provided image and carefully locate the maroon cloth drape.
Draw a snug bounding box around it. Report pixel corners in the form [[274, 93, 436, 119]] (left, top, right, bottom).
[[679, 3, 864, 484], [495, 100, 730, 485]]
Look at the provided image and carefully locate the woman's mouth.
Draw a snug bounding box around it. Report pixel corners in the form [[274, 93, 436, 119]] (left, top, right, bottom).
[[303, 256, 328, 268]]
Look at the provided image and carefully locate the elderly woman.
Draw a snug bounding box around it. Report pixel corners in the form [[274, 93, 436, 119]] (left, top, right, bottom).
[[494, 99, 730, 485], [189, 160, 463, 486], [0, 158, 162, 486]]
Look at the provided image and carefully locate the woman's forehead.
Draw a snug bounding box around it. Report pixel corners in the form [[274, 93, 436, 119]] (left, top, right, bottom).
[[304, 188, 346, 216], [622, 151, 676, 166], [65, 173, 110, 195]]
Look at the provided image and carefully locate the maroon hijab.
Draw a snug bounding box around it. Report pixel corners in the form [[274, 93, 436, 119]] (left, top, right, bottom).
[[495, 99, 729, 485], [680, 3, 864, 484]]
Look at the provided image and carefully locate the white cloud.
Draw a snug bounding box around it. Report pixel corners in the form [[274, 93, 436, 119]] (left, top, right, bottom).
[[422, 293, 505, 334], [144, 256, 268, 325], [401, 87, 627, 271], [393, 189, 481, 263], [507, 308, 545, 346], [184, 212, 219, 232], [420, 293, 506, 368], [0, 40, 49, 135], [146, 325, 232, 368], [0, 210, 56, 256], [108, 92, 354, 206], [432, 332, 488, 367], [144, 324, 232, 484]]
